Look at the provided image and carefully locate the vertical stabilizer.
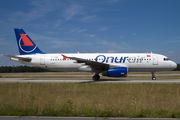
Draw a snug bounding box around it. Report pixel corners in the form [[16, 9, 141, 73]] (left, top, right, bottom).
[[14, 28, 45, 55]]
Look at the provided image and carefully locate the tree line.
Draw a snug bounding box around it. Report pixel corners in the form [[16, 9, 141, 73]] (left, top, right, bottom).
[[0, 64, 180, 73], [0, 65, 52, 73], [174, 64, 180, 71]]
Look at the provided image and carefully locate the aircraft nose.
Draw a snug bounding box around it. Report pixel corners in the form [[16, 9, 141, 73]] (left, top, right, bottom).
[[171, 61, 177, 69]]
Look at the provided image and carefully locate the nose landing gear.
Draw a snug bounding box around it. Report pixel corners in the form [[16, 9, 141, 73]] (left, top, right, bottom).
[[151, 71, 156, 80]]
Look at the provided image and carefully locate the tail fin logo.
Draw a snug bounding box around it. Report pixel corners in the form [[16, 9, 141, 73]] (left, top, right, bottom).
[[19, 34, 37, 53]]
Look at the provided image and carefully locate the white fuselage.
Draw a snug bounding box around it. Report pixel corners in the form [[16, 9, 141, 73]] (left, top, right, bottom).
[[14, 53, 177, 72]]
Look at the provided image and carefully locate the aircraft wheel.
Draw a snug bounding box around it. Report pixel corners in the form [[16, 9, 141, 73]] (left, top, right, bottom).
[[93, 75, 100, 81], [151, 71, 156, 80]]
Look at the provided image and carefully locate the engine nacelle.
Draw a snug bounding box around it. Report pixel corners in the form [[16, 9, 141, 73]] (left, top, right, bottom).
[[102, 67, 127, 77]]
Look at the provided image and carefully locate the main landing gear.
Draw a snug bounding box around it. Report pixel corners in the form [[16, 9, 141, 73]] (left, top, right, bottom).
[[93, 74, 100, 81], [92, 70, 101, 81], [92, 72, 157, 81], [151, 71, 156, 80]]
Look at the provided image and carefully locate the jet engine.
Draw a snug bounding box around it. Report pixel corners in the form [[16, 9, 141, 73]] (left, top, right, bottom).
[[102, 67, 127, 77]]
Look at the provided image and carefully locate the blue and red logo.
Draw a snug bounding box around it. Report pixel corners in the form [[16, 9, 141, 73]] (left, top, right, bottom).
[[19, 34, 37, 53]]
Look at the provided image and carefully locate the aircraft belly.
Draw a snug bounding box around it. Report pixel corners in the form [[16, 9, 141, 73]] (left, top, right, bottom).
[[129, 68, 173, 72], [46, 68, 80, 72], [127, 62, 166, 72], [43, 60, 81, 72]]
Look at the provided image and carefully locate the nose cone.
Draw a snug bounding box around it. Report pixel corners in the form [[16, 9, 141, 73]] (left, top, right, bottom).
[[171, 61, 177, 69]]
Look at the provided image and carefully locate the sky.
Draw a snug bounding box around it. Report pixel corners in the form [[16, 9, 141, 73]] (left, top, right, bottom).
[[0, 0, 180, 66]]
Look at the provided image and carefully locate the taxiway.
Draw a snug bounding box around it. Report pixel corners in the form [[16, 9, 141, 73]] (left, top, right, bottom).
[[1, 78, 180, 84]]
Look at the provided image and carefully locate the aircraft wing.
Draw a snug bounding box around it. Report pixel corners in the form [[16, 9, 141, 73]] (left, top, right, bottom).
[[62, 54, 109, 70], [4, 55, 32, 62]]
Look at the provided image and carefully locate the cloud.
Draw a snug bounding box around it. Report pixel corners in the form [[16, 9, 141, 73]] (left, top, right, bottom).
[[97, 40, 130, 51], [53, 20, 62, 29], [98, 27, 108, 31], [171, 37, 180, 40], [107, 50, 118, 53], [9, 0, 61, 22], [116, 37, 124, 39], [78, 29, 87, 32], [97, 0, 127, 4], [69, 28, 87, 33], [0, 21, 4, 24], [51, 40, 92, 48], [167, 51, 175, 54], [70, 28, 79, 33], [101, 40, 122, 49], [89, 35, 96, 37], [132, 33, 136, 35], [80, 15, 96, 22], [63, 4, 84, 20]]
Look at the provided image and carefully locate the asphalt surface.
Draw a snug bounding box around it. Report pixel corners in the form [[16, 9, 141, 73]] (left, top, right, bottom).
[[1, 78, 180, 84]]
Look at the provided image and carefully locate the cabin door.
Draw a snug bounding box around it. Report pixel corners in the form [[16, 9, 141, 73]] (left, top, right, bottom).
[[153, 55, 158, 65]]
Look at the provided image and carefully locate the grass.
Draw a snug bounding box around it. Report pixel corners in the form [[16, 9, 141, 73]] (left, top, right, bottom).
[[0, 83, 180, 117]]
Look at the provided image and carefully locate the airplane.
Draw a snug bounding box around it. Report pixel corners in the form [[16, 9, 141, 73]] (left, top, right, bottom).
[[5, 28, 177, 81]]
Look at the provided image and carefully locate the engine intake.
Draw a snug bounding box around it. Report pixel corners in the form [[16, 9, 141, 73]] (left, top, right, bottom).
[[102, 67, 127, 77]]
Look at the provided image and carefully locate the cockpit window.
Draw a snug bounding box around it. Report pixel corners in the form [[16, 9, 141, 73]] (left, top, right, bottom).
[[164, 58, 169, 61]]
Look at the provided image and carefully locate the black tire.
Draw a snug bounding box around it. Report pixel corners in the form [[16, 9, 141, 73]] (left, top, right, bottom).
[[93, 75, 100, 81]]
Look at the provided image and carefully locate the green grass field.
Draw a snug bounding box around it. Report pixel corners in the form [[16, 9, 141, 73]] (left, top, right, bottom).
[[0, 83, 180, 118]]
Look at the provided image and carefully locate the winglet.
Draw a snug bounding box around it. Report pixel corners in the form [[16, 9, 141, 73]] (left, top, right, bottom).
[[61, 54, 68, 60]]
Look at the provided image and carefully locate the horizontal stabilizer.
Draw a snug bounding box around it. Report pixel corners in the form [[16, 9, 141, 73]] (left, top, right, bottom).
[[4, 55, 32, 62]]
